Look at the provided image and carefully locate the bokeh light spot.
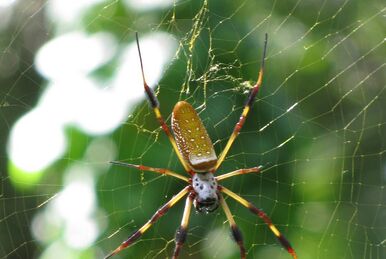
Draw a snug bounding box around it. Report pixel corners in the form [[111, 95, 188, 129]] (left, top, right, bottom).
[[47, 0, 104, 24], [124, 0, 173, 11], [53, 180, 95, 221], [35, 32, 116, 80], [0, 0, 17, 8], [8, 108, 66, 173]]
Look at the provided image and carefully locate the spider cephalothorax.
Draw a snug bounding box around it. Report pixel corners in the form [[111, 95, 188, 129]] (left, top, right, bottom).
[[192, 173, 219, 213], [104, 33, 297, 259]]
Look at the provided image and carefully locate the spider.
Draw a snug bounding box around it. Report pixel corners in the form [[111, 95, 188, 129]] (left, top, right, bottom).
[[105, 33, 297, 259]]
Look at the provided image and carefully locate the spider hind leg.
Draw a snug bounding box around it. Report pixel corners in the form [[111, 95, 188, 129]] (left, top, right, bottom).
[[104, 187, 189, 259], [219, 194, 246, 259], [172, 193, 194, 259], [220, 186, 297, 259]]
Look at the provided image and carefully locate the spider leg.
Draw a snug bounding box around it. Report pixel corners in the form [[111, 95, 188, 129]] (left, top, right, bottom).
[[172, 193, 194, 259], [216, 166, 263, 181], [219, 186, 297, 259], [135, 33, 192, 174], [110, 161, 189, 182], [214, 34, 268, 171], [104, 186, 190, 259], [219, 194, 246, 259]]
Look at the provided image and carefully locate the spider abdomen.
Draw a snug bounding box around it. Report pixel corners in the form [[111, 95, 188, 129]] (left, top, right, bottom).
[[172, 101, 217, 172]]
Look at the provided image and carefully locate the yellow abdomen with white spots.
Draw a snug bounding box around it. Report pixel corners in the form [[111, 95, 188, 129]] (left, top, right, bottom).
[[172, 101, 217, 172]]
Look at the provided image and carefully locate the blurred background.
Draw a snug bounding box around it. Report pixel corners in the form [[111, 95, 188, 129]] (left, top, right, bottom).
[[1, 0, 385, 258]]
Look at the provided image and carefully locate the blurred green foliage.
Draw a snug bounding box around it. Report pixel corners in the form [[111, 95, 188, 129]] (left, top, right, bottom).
[[1, 0, 385, 258]]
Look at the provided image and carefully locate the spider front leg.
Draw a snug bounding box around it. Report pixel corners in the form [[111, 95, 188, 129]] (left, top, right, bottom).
[[219, 194, 246, 259], [135, 32, 192, 174], [214, 33, 268, 171], [172, 193, 194, 259], [219, 186, 297, 259], [104, 186, 190, 259]]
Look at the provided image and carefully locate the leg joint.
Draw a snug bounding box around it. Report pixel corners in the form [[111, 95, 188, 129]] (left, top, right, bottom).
[[150, 205, 170, 223], [175, 226, 188, 244], [145, 84, 159, 108], [231, 225, 243, 243], [278, 234, 292, 251], [126, 230, 141, 245]]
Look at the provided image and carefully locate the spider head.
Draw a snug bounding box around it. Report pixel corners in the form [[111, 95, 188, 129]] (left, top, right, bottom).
[[193, 196, 219, 214], [192, 172, 219, 214]]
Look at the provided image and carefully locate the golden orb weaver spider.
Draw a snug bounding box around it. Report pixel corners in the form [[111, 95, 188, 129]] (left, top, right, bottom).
[[105, 33, 297, 259]]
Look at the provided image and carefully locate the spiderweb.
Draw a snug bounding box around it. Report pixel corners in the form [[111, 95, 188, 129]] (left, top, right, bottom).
[[1, 0, 385, 258]]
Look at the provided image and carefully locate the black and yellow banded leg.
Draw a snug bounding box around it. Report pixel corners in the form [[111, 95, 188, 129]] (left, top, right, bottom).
[[219, 194, 246, 259], [135, 32, 192, 174], [110, 161, 189, 182], [104, 186, 190, 259], [214, 34, 268, 171], [172, 193, 194, 259], [220, 186, 297, 259], [216, 166, 263, 181]]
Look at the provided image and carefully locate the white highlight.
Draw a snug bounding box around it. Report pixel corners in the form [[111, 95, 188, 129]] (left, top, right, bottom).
[[64, 217, 98, 249], [7, 108, 66, 172], [31, 149, 108, 250], [53, 181, 95, 222], [40, 241, 75, 259], [54, 165, 99, 249], [277, 135, 295, 148], [47, 0, 104, 24], [35, 32, 116, 80], [259, 122, 272, 132], [113, 32, 177, 99], [124, 0, 173, 11], [9, 31, 177, 172], [286, 102, 298, 112], [0, 0, 15, 31], [0, 0, 17, 8]]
